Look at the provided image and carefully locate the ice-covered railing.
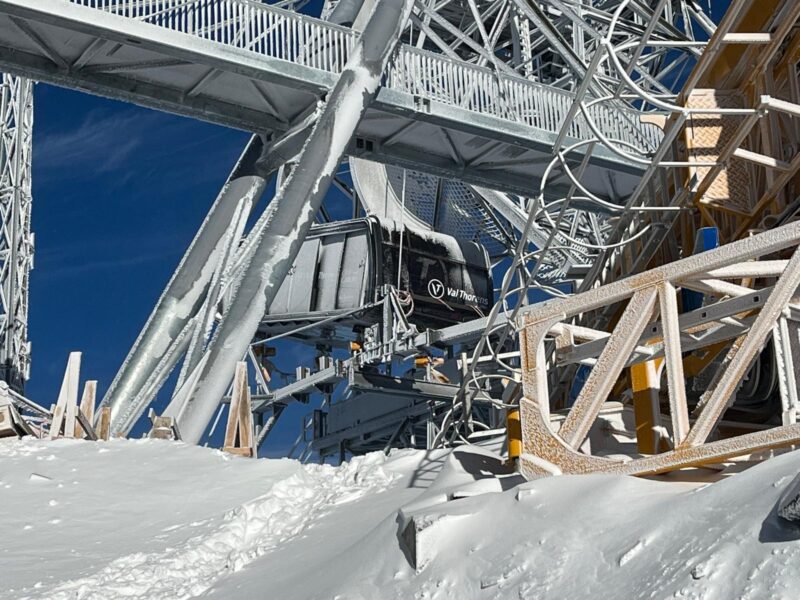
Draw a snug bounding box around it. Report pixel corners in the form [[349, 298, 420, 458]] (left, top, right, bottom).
[[70, 0, 358, 72], [388, 46, 662, 151], [68, 0, 663, 150]]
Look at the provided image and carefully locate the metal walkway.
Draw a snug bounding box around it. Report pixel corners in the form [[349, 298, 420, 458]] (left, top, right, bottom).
[[0, 0, 660, 198]]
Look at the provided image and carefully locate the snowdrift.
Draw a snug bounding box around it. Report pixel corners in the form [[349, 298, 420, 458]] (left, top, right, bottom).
[[2, 438, 800, 599]]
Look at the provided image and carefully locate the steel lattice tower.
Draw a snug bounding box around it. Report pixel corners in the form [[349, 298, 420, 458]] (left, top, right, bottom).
[[0, 74, 33, 394]]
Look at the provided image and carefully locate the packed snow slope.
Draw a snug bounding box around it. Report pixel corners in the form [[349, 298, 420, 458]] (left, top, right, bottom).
[[2, 438, 800, 599]]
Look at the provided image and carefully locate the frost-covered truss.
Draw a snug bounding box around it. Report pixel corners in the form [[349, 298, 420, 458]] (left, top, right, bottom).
[[439, 0, 800, 448], [397, 0, 718, 318], [345, 4, 720, 450], [11, 0, 796, 464], [517, 221, 800, 478], [371, 0, 715, 285], [584, 0, 800, 302], [97, 137, 265, 437], [159, 0, 416, 444], [0, 74, 32, 394], [0, 0, 650, 196]]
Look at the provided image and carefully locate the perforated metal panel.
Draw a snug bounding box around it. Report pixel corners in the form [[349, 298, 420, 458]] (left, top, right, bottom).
[[685, 89, 754, 215], [384, 167, 438, 226], [383, 165, 510, 257], [352, 159, 610, 277]]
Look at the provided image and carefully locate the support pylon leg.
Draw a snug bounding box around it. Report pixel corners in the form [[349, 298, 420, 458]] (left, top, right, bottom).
[[98, 136, 268, 436], [166, 0, 416, 444]]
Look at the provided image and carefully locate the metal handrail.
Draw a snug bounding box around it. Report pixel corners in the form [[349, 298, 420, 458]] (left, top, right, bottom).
[[71, 0, 358, 72], [67, 0, 663, 149], [389, 45, 662, 150]]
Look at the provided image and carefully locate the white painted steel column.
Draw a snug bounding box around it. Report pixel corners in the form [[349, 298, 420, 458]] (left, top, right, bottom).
[[98, 136, 268, 436], [167, 0, 415, 444]]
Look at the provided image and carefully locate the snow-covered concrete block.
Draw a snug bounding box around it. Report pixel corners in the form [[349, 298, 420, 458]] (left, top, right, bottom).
[[399, 510, 467, 571], [778, 472, 800, 521]]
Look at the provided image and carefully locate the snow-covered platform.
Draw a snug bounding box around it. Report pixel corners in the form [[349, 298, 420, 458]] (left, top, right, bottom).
[[2, 438, 800, 599]]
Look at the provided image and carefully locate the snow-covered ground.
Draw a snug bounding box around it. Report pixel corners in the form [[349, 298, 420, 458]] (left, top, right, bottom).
[[2, 437, 800, 599]]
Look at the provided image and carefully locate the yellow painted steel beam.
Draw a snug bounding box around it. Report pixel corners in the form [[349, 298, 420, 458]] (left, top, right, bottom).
[[630, 361, 662, 454], [507, 408, 522, 463]]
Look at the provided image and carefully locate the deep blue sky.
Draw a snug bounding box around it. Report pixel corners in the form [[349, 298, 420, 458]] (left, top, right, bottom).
[[30, 86, 245, 390]]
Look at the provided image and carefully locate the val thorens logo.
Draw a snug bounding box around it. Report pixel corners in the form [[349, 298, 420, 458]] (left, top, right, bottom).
[[427, 278, 445, 299]]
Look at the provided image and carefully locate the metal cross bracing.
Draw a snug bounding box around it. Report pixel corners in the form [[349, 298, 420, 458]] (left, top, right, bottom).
[[529, 0, 800, 417], [306, 0, 667, 451], [427, 0, 732, 446], [10, 0, 797, 469], [431, 0, 800, 475], [0, 0, 644, 448], [93, 0, 427, 444], [516, 220, 800, 478], [278, 0, 733, 454], [0, 0, 701, 310], [354, 2, 792, 322], [352, 0, 722, 295], [0, 74, 32, 394], [579, 1, 800, 293], [434, 2, 800, 409]]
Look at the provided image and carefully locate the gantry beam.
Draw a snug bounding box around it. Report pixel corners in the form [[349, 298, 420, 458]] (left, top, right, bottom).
[[0, 0, 652, 199]]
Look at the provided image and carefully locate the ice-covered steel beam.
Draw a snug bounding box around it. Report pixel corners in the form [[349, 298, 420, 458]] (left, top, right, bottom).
[[167, 0, 415, 444], [0, 75, 33, 394], [98, 136, 269, 436]]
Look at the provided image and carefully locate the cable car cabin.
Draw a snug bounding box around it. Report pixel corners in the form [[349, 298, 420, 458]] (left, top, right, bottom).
[[257, 217, 492, 345]]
